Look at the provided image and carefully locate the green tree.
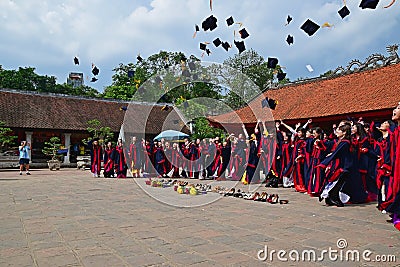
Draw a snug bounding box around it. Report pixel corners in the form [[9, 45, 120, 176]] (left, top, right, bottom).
[[42, 137, 62, 160], [82, 119, 114, 145], [191, 117, 225, 140], [0, 121, 17, 151]]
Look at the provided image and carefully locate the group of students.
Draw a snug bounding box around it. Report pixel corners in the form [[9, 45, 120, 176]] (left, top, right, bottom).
[[89, 102, 400, 231]]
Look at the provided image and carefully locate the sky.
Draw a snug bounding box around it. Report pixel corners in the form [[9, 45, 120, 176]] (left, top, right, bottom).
[[0, 0, 399, 92]]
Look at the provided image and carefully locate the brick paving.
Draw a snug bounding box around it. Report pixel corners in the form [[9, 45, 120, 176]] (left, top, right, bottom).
[[0, 169, 399, 267]]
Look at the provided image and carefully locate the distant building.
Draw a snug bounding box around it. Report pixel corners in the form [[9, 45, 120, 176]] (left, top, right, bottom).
[[67, 72, 84, 88]]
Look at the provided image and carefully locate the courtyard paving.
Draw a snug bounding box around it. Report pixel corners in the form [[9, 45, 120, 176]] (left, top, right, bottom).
[[0, 169, 398, 267]]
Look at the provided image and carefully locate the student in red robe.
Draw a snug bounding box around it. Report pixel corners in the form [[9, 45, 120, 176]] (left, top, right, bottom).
[[103, 141, 115, 178], [128, 136, 141, 178], [381, 102, 400, 231], [114, 139, 128, 178], [89, 138, 102, 177]]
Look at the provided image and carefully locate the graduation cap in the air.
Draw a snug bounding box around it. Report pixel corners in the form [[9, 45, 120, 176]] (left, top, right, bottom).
[[92, 66, 99, 76], [200, 43, 207, 51], [226, 16, 234, 26], [277, 71, 286, 81], [202, 15, 218, 31], [205, 49, 211, 56], [188, 61, 196, 71], [90, 77, 98, 82], [222, 42, 230, 52], [261, 97, 278, 110], [161, 105, 170, 111], [213, 38, 222, 47], [119, 106, 128, 111], [286, 15, 293, 25], [74, 56, 79, 65], [359, 0, 380, 9], [239, 28, 249, 39], [338, 6, 350, 18], [300, 19, 320, 36], [234, 41, 246, 54], [286, 35, 294, 45], [267, 57, 279, 69], [137, 55, 143, 62], [128, 70, 135, 78]]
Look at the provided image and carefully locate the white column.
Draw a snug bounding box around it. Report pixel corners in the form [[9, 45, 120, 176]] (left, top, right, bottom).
[[64, 133, 71, 164], [25, 131, 33, 161]]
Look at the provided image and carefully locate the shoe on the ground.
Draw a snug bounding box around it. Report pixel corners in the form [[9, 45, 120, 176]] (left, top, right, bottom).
[[26, 172, 31, 175]]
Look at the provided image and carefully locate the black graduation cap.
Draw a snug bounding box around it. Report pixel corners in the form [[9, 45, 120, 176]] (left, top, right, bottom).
[[119, 106, 128, 111], [205, 49, 211, 56], [226, 16, 234, 26], [286, 35, 294, 45], [277, 72, 286, 81], [137, 55, 143, 62], [161, 105, 170, 111], [183, 101, 189, 108], [200, 43, 207, 51], [338, 6, 350, 18], [128, 70, 135, 78], [182, 69, 191, 77], [73, 56, 79, 65], [202, 15, 218, 31], [286, 15, 293, 25], [239, 28, 249, 39], [180, 54, 187, 62], [267, 57, 278, 69], [359, 0, 380, 9], [90, 77, 98, 82], [234, 41, 246, 54], [222, 42, 230, 51], [300, 19, 320, 36], [188, 62, 196, 71], [195, 24, 200, 32], [92, 66, 99, 76], [213, 38, 222, 47], [261, 97, 278, 110]]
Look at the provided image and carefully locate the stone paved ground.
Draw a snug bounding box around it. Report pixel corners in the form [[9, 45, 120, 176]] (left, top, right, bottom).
[[0, 169, 399, 267]]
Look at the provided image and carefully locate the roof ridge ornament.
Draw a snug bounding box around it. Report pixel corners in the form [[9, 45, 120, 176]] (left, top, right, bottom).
[[331, 44, 399, 77]]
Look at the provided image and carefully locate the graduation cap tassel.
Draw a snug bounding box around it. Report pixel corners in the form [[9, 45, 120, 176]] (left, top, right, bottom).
[[210, 0, 213, 11], [384, 0, 396, 8]]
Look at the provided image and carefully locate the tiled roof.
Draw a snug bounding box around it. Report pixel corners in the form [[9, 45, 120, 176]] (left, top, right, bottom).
[[0, 89, 185, 135], [210, 63, 400, 124]]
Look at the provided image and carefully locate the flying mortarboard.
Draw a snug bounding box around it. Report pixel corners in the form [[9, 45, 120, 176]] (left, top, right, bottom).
[[137, 55, 143, 62], [226, 16, 234, 26], [74, 56, 79, 65], [306, 64, 314, 72], [338, 6, 350, 18], [234, 40, 246, 54], [161, 105, 170, 111], [277, 72, 286, 81], [90, 77, 98, 82], [202, 15, 218, 31], [195, 24, 200, 32], [119, 106, 128, 111], [359, 0, 380, 9], [286, 15, 293, 25], [300, 19, 320, 36], [239, 28, 249, 39], [213, 38, 222, 47], [261, 97, 278, 110], [92, 66, 99, 76], [267, 57, 279, 69], [205, 49, 211, 56], [128, 70, 135, 78], [200, 43, 207, 51], [286, 35, 294, 45], [222, 42, 230, 51]]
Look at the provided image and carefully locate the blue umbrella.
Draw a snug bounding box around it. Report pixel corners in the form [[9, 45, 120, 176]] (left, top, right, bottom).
[[153, 130, 189, 141]]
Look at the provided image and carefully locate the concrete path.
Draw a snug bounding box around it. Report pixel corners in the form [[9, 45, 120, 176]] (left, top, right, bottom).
[[0, 169, 398, 266]]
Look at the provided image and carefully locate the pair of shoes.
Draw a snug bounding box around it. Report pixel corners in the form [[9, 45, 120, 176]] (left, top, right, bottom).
[[279, 199, 289, 204], [26, 172, 31, 175], [259, 192, 268, 202], [224, 188, 235, 197], [19, 172, 22, 175], [270, 194, 279, 204]]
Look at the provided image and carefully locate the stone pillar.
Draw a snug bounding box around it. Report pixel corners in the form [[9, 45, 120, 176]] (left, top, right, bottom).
[[64, 133, 71, 164], [25, 131, 33, 161]]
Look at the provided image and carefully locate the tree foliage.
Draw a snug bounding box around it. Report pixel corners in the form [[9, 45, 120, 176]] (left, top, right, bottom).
[[82, 119, 114, 145], [0, 121, 17, 150], [42, 136, 62, 160]]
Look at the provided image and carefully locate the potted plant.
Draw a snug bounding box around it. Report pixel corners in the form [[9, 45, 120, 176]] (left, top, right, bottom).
[[42, 136, 62, 170]]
